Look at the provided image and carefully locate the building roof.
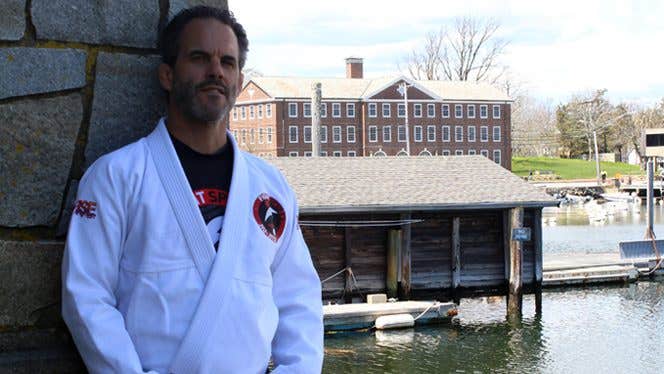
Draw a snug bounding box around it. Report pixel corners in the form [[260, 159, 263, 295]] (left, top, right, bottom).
[[248, 75, 512, 102], [268, 155, 557, 214]]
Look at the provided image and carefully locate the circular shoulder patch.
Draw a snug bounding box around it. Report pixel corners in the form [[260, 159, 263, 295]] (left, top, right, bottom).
[[252, 193, 286, 243]]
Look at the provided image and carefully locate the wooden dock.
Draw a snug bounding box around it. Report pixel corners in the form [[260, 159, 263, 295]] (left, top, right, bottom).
[[323, 301, 456, 331]]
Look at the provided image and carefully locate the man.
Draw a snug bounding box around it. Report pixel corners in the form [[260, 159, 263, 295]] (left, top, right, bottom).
[[62, 6, 324, 373]]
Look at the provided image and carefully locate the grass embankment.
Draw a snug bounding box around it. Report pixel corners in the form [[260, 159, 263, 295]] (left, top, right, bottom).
[[512, 157, 643, 180]]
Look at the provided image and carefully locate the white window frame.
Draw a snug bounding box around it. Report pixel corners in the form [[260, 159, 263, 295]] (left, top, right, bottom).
[[427, 125, 436, 142], [493, 126, 501, 142], [468, 126, 476, 142], [368, 126, 378, 143], [332, 103, 341, 118], [249, 105, 255, 119], [442, 125, 450, 142], [481, 149, 489, 157], [455, 104, 463, 119], [427, 103, 435, 118], [267, 127, 273, 143], [258, 128, 264, 144], [303, 103, 311, 118], [347, 126, 356, 143], [468, 149, 476, 155], [333, 151, 342, 157], [397, 103, 406, 118], [304, 151, 312, 157], [241, 106, 246, 120], [493, 105, 501, 119], [382, 103, 391, 118], [320, 151, 328, 156], [232, 108, 238, 121], [397, 125, 406, 142], [321, 103, 327, 118], [288, 103, 297, 118], [250, 128, 255, 144], [368, 103, 377, 118], [266, 104, 272, 118], [414, 125, 423, 142], [414, 104, 422, 118], [442, 149, 451, 156], [493, 149, 501, 164], [348, 151, 356, 157], [467, 104, 475, 118], [304, 126, 312, 143], [257, 104, 263, 119], [288, 125, 298, 143], [455, 126, 463, 142], [289, 151, 298, 157], [480, 126, 489, 142], [321, 125, 328, 143], [332, 126, 342, 143], [383, 126, 392, 142], [455, 150, 463, 155], [346, 103, 355, 118], [442, 104, 450, 118], [480, 105, 488, 119], [241, 129, 247, 144]]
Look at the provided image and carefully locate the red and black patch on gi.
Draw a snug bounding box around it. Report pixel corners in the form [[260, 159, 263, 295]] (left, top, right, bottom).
[[252, 193, 286, 243]]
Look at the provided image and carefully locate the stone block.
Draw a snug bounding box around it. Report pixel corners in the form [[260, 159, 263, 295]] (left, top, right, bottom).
[[0, 0, 25, 41], [85, 53, 164, 168], [0, 48, 87, 100], [0, 241, 64, 328], [31, 0, 160, 48], [56, 180, 78, 238], [0, 93, 83, 227], [170, 0, 228, 20]]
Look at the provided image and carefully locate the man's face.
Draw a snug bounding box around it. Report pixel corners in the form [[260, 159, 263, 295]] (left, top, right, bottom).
[[164, 18, 244, 124]]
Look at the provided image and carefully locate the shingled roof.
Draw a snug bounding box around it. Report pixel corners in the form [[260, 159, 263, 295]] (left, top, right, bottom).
[[268, 156, 557, 214], [249, 76, 512, 102]]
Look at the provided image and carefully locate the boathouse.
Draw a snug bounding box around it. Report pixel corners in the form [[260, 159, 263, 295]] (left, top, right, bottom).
[[270, 156, 558, 305]]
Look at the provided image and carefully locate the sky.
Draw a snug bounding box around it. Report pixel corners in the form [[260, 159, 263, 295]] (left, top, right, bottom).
[[230, 0, 664, 107]]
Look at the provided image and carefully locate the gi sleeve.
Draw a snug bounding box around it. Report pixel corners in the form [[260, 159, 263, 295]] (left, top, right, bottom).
[[61, 159, 155, 374], [270, 190, 324, 373]]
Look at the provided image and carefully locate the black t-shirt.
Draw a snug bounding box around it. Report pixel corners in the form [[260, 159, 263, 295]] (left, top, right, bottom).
[[170, 134, 233, 251]]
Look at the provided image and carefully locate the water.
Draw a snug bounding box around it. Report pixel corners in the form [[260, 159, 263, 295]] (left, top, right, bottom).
[[323, 201, 664, 373]]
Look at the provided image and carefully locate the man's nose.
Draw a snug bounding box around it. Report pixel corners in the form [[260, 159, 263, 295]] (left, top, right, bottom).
[[207, 58, 224, 79]]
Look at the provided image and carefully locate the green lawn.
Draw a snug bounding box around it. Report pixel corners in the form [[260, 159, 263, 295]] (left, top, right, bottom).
[[512, 157, 643, 180]]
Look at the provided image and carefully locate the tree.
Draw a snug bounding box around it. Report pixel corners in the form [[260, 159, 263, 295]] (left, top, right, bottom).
[[614, 100, 664, 161], [403, 17, 508, 84], [511, 94, 558, 157]]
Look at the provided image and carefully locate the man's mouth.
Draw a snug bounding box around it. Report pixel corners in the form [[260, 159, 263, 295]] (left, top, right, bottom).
[[199, 85, 226, 96]]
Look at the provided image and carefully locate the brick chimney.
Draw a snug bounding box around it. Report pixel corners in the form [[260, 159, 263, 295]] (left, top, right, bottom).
[[345, 57, 363, 79]]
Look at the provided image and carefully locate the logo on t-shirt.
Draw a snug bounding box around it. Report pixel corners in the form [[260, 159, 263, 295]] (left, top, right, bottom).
[[252, 193, 286, 243]]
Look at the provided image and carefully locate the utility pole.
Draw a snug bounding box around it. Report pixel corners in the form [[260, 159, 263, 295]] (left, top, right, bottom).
[[593, 131, 601, 185], [397, 82, 411, 156], [311, 82, 322, 157]]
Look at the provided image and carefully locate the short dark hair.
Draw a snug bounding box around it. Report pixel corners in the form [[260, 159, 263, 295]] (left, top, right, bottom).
[[158, 6, 249, 69]]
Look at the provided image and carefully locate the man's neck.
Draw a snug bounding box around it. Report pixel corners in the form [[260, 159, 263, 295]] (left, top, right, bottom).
[[166, 111, 228, 155]]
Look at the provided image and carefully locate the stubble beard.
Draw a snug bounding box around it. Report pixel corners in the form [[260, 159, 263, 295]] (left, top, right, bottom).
[[171, 76, 236, 125]]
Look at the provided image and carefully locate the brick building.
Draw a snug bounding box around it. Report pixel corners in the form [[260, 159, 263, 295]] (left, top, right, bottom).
[[230, 58, 513, 169]]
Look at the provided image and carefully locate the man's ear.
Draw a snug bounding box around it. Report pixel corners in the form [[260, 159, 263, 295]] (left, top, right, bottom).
[[158, 63, 173, 92], [237, 72, 244, 95]]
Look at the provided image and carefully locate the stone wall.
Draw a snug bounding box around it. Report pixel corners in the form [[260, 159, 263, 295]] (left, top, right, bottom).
[[0, 1, 227, 371]]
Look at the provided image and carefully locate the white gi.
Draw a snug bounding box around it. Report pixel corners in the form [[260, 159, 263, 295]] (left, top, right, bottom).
[[62, 119, 324, 373]]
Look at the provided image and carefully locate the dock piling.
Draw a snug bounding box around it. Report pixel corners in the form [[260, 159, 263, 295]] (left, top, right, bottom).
[[507, 207, 524, 321]]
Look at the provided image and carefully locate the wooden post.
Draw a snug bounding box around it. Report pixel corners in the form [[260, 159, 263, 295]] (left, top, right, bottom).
[[386, 229, 401, 299], [451, 217, 461, 303], [533, 209, 543, 315], [399, 213, 412, 300], [507, 207, 524, 321], [503, 210, 511, 282], [344, 227, 353, 303]]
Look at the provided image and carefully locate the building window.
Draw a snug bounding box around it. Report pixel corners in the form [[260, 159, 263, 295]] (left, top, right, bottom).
[[414, 125, 423, 142], [442, 125, 450, 142], [304, 126, 312, 143], [398, 125, 406, 142], [241, 106, 246, 120], [493, 149, 501, 164], [304, 151, 312, 157], [321, 126, 328, 143], [250, 128, 255, 144], [233, 129, 238, 140], [467, 104, 475, 118], [480, 105, 488, 118], [288, 126, 298, 143], [232, 108, 238, 121], [493, 126, 501, 142], [442, 104, 450, 118], [493, 105, 501, 119], [348, 151, 356, 157], [258, 104, 263, 118], [241, 129, 247, 144], [442, 149, 451, 156], [347, 126, 356, 143], [320, 103, 327, 118], [468, 149, 476, 155], [427, 104, 435, 118], [455, 150, 463, 155], [249, 105, 255, 119], [414, 104, 422, 117], [455, 104, 463, 118], [303, 103, 311, 118], [382, 103, 391, 117], [289, 151, 298, 157], [333, 126, 342, 143], [397, 103, 406, 118], [374, 150, 387, 157], [369, 126, 378, 142], [320, 151, 328, 156], [258, 128, 264, 144], [266, 104, 272, 118], [368, 103, 377, 117], [468, 126, 476, 142], [455, 126, 463, 142], [427, 125, 436, 142], [383, 126, 392, 142], [333, 151, 342, 157], [347, 103, 355, 117], [332, 103, 341, 118], [480, 126, 489, 142], [288, 103, 297, 117], [481, 149, 489, 157], [267, 127, 273, 143]]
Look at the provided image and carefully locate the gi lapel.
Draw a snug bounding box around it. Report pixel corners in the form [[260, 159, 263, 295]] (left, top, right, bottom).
[[146, 119, 216, 282], [169, 128, 251, 373]]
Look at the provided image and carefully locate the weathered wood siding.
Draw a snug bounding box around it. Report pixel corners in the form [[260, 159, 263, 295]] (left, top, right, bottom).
[[303, 226, 345, 293], [458, 212, 504, 288], [410, 215, 452, 289]]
